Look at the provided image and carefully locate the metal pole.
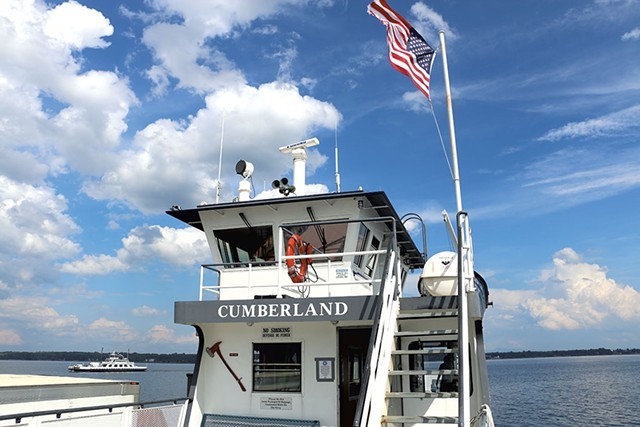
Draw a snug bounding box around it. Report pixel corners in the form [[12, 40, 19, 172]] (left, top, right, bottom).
[[440, 30, 469, 427], [439, 31, 463, 213], [215, 112, 225, 204]]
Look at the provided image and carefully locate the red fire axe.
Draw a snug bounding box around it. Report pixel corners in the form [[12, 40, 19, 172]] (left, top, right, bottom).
[[206, 341, 247, 392]]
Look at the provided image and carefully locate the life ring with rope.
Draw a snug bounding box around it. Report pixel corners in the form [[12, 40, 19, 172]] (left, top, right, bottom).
[[286, 234, 313, 283]]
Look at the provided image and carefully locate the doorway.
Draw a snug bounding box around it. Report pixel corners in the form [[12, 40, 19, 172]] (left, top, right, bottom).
[[338, 327, 372, 427]]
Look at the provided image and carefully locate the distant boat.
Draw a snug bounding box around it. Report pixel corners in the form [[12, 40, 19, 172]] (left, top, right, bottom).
[[68, 352, 147, 372]]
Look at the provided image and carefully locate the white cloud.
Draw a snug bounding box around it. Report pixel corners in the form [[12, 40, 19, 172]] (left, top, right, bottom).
[[88, 317, 139, 342], [84, 82, 339, 213], [622, 27, 640, 41], [0, 176, 81, 287], [491, 248, 640, 331], [0, 328, 22, 345], [0, 296, 79, 334], [61, 225, 210, 275], [521, 146, 640, 204], [132, 305, 165, 317], [148, 324, 196, 344], [401, 90, 429, 112], [410, 2, 458, 42], [0, 0, 137, 177], [43, 1, 113, 50], [538, 105, 640, 142]]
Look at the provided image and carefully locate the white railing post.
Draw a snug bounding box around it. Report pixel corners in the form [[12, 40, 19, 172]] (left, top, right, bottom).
[[278, 226, 284, 297], [248, 263, 252, 299], [199, 265, 205, 301]]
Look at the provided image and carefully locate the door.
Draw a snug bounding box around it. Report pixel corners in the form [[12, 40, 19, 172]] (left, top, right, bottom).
[[338, 327, 372, 427]]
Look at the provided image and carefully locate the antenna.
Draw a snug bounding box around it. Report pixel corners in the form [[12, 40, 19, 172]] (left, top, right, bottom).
[[334, 119, 341, 192], [215, 112, 226, 204]]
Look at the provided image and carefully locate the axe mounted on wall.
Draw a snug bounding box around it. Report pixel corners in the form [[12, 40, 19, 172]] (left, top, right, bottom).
[[206, 341, 247, 392]]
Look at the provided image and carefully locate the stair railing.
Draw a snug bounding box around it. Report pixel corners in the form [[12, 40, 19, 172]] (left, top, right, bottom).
[[353, 230, 403, 427]]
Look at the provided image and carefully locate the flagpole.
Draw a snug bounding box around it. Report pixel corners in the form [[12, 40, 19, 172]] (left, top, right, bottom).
[[439, 30, 470, 427], [439, 31, 463, 213]]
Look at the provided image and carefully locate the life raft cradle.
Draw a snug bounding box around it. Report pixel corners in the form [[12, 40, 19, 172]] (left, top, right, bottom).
[[286, 234, 313, 284]]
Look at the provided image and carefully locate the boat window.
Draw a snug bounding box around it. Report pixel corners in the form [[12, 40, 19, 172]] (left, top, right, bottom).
[[348, 347, 364, 398], [354, 224, 370, 267], [253, 342, 302, 393], [215, 225, 274, 265], [363, 236, 380, 277], [284, 222, 347, 262], [408, 341, 461, 393]]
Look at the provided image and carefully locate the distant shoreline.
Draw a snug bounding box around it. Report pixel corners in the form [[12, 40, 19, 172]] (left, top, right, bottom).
[[487, 347, 640, 360], [0, 351, 196, 364], [2, 348, 639, 363]]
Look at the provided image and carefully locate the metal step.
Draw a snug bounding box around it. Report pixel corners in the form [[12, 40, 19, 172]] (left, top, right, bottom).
[[386, 391, 459, 399], [394, 329, 458, 338], [381, 415, 458, 424], [388, 369, 458, 376], [391, 348, 456, 356], [397, 310, 458, 320]]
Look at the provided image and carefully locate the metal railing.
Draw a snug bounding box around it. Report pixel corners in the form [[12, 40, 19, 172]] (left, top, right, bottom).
[[0, 398, 190, 427], [353, 236, 403, 426], [198, 217, 402, 301]]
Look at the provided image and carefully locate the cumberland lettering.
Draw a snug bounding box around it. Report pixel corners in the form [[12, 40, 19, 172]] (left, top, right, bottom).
[[217, 301, 348, 319]]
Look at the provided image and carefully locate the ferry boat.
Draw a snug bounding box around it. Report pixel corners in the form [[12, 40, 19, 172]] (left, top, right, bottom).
[[68, 352, 148, 372], [167, 136, 494, 427]]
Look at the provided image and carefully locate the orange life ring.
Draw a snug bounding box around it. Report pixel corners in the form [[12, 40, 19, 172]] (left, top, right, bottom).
[[286, 234, 313, 283]]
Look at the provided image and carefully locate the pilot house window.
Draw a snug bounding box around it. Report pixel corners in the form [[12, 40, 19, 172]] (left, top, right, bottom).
[[253, 343, 302, 392], [215, 226, 274, 264]]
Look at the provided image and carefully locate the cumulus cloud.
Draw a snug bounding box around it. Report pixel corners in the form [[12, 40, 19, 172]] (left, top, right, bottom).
[[0, 328, 22, 345], [139, 1, 322, 93], [84, 82, 340, 213], [492, 248, 640, 331], [0, 176, 81, 287], [88, 317, 139, 342], [43, 1, 114, 50], [61, 225, 210, 275], [148, 324, 196, 344], [0, 0, 137, 177], [0, 296, 79, 334], [132, 305, 165, 317]]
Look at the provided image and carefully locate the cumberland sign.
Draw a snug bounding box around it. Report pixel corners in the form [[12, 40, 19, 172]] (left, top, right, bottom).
[[175, 295, 379, 324], [218, 301, 348, 320]]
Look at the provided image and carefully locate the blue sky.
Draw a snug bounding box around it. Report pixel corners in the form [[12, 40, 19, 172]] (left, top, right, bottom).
[[1, 0, 639, 353]]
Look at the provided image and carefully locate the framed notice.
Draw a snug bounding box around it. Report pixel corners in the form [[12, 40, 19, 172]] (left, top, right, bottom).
[[315, 357, 335, 382]]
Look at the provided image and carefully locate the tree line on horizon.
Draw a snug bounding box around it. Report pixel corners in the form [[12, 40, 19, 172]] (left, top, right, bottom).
[[486, 347, 640, 359], [0, 351, 196, 364], [1, 347, 639, 363]]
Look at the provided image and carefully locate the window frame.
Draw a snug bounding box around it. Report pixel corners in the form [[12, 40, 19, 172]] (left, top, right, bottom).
[[252, 342, 303, 393]]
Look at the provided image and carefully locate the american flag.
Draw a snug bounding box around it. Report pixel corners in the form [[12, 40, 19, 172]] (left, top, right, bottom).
[[368, 0, 436, 100]]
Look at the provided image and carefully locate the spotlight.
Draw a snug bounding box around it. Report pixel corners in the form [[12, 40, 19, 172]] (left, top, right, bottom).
[[235, 160, 254, 179]]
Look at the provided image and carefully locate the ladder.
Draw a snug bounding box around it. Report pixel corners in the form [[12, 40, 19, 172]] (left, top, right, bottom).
[[382, 303, 460, 426]]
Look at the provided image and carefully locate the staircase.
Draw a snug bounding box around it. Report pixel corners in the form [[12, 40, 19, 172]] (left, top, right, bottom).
[[382, 304, 460, 426]]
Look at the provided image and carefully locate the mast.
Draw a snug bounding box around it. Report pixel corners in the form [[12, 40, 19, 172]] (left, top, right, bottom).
[[216, 113, 226, 204], [439, 30, 470, 427]]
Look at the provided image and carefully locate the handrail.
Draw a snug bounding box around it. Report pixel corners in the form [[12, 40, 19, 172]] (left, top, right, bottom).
[[353, 225, 402, 427], [0, 397, 190, 422], [198, 248, 387, 300]]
